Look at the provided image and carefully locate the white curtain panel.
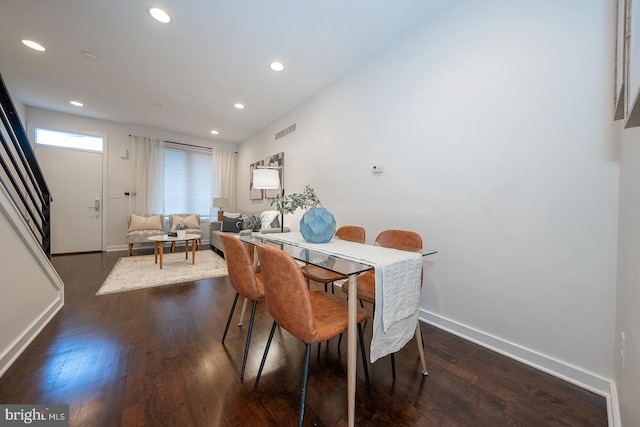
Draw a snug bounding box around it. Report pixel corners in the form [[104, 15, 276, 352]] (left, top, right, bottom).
[[129, 135, 165, 215], [211, 149, 237, 218]]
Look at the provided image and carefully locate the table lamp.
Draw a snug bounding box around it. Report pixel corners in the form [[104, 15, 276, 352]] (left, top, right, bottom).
[[213, 197, 229, 221], [252, 167, 284, 232]]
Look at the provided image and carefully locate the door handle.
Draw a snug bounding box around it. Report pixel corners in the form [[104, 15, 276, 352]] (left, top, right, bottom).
[[89, 197, 100, 211]]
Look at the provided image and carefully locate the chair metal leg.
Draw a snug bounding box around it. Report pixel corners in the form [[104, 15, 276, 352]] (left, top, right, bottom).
[[240, 301, 258, 379], [238, 298, 249, 327], [222, 293, 239, 344], [299, 343, 312, 427], [390, 353, 396, 381], [254, 321, 277, 391], [357, 323, 370, 391]]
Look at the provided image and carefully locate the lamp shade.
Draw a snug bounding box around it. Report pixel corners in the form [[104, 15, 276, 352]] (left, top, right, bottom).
[[213, 197, 229, 208], [253, 168, 280, 189]]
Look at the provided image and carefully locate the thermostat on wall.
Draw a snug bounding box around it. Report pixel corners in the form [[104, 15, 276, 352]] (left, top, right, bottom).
[[372, 164, 383, 174]]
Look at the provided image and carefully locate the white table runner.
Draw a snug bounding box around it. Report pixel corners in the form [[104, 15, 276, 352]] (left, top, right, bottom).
[[261, 232, 423, 362]]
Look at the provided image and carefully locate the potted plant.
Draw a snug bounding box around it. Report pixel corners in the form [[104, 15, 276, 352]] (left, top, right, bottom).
[[271, 185, 336, 243], [175, 223, 188, 238], [247, 215, 263, 234]]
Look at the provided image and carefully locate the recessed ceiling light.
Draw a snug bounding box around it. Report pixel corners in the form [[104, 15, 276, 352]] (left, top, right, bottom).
[[22, 40, 46, 52], [70, 101, 84, 107], [210, 130, 219, 135], [234, 103, 245, 109], [270, 62, 284, 72], [148, 7, 172, 24]]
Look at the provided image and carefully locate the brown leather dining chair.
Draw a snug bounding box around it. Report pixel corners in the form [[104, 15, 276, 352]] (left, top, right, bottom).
[[220, 234, 265, 379], [342, 229, 424, 381], [300, 225, 366, 293], [252, 242, 370, 427]]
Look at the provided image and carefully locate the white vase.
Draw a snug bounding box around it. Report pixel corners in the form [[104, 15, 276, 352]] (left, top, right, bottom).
[[177, 230, 187, 238]]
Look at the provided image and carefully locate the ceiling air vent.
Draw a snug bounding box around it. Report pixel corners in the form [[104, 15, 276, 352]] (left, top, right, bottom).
[[275, 123, 296, 140]]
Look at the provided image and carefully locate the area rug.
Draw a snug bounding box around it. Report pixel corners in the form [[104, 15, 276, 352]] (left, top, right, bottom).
[[96, 250, 228, 295]]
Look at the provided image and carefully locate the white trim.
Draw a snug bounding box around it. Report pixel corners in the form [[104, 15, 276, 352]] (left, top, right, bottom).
[[0, 184, 65, 377], [0, 297, 63, 377], [420, 309, 619, 425], [0, 183, 64, 291], [607, 380, 622, 427]]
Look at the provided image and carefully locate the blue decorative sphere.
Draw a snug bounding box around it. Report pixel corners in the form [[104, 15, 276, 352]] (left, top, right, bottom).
[[300, 208, 336, 243]]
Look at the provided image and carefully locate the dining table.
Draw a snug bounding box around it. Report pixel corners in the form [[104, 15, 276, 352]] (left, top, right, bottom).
[[239, 232, 436, 426]]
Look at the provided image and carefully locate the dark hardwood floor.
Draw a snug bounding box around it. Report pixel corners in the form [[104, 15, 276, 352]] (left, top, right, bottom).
[[0, 249, 607, 426]]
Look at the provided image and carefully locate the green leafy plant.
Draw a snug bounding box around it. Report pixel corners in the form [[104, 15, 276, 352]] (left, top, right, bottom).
[[271, 185, 321, 215], [175, 223, 188, 231], [247, 215, 262, 232]]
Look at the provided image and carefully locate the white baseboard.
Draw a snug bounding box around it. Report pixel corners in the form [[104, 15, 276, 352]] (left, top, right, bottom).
[[607, 380, 621, 427], [0, 295, 64, 378], [420, 309, 619, 426]]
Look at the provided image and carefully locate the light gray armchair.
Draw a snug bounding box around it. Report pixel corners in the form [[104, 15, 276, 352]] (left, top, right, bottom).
[[169, 213, 203, 251], [126, 213, 165, 256]]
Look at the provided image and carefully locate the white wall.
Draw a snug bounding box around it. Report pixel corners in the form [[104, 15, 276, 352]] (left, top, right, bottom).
[[0, 185, 64, 377], [26, 107, 237, 250], [239, 0, 618, 393], [616, 125, 640, 425]]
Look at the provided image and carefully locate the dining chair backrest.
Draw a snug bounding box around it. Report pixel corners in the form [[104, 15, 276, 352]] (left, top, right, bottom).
[[335, 225, 366, 244], [221, 234, 263, 301], [375, 229, 422, 251], [255, 243, 319, 344], [376, 229, 423, 282]]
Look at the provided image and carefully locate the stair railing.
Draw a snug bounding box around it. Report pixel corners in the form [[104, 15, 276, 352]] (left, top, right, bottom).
[[0, 73, 51, 257]]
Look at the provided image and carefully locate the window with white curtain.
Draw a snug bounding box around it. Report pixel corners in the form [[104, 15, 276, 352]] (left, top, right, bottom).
[[163, 143, 211, 220]]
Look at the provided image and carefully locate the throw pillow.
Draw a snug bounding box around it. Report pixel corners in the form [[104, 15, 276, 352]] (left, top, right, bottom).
[[171, 214, 200, 230], [222, 215, 243, 233], [223, 212, 243, 219], [129, 214, 163, 231], [260, 210, 279, 229]]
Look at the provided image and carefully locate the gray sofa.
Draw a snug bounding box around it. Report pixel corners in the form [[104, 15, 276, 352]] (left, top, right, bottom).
[[210, 211, 289, 255]]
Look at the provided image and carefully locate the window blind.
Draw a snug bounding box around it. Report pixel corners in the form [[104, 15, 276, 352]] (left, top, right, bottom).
[[163, 143, 211, 219]]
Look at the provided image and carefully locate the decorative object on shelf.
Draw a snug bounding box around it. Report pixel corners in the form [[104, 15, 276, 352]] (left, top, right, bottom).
[[213, 197, 229, 221], [175, 223, 188, 238], [272, 185, 336, 243], [249, 160, 264, 200]]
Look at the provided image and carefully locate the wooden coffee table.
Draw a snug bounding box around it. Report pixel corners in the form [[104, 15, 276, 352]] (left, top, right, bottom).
[[148, 234, 199, 269]]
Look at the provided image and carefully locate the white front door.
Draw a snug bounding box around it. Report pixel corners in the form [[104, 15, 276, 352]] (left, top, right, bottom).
[[35, 145, 103, 254]]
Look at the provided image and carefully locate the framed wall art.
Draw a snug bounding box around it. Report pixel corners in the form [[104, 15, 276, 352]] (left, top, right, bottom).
[[249, 160, 264, 200], [263, 152, 284, 199]]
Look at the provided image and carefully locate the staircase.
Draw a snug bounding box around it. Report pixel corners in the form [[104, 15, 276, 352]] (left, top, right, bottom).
[[0, 73, 64, 377]]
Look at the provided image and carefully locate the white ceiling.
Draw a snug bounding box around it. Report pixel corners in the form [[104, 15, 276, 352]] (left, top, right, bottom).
[[0, 0, 455, 143]]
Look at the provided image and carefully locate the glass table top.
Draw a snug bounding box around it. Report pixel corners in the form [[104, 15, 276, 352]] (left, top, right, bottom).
[[239, 234, 436, 277]]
